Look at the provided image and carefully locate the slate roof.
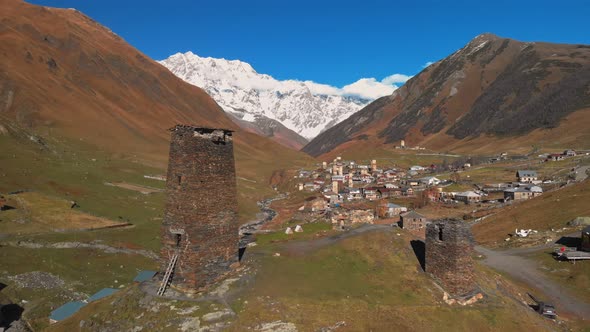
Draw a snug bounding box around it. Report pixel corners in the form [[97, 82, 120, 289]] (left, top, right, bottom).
[[401, 210, 425, 219]]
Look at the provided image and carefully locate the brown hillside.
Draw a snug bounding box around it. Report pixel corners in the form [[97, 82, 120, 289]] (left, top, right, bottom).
[[0, 0, 313, 222], [303, 33, 590, 158], [0, 0, 311, 164], [472, 180, 590, 246]]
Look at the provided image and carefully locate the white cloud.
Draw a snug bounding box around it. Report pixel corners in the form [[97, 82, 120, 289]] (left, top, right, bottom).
[[302, 80, 342, 96], [341, 78, 398, 100], [381, 74, 412, 85], [422, 61, 434, 68]]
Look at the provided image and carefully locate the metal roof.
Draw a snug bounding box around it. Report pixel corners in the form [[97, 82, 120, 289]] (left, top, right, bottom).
[[88, 288, 119, 302], [50, 301, 86, 321], [517, 170, 538, 177]]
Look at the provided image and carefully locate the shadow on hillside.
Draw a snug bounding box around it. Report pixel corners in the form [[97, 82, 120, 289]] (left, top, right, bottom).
[[0, 303, 24, 328], [238, 247, 247, 262], [0, 283, 6, 291], [410, 240, 426, 272], [555, 236, 581, 248]]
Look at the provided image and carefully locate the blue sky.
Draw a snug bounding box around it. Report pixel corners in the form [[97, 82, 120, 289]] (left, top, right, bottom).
[[29, 0, 590, 90]]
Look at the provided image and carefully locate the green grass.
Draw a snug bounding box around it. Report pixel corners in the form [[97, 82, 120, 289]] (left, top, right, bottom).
[[529, 250, 590, 304], [255, 221, 333, 246], [0, 246, 156, 330]]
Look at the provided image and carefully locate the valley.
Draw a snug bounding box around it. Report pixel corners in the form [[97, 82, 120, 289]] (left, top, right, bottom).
[[1, 0, 589, 331]]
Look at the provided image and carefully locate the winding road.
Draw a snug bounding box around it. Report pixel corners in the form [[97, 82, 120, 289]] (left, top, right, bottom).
[[475, 243, 590, 319]]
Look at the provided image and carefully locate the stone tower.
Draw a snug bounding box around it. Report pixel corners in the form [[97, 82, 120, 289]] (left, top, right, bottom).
[[425, 219, 475, 296], [371, 159, 377, 172], [160, 125, 239, 292]]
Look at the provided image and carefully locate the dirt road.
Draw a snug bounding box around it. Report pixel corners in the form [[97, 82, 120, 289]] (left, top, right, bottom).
[[476, 245, 590, 319]]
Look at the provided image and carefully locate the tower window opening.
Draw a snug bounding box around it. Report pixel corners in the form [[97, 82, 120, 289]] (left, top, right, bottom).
[[438, 228, 444, 241], [175, 233, 182, 247]]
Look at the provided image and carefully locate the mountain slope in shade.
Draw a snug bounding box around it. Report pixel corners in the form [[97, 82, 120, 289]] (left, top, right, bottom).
[[0, 0, 312, 221], [303, 34, 590, 158], [159, 52, 371, 141]]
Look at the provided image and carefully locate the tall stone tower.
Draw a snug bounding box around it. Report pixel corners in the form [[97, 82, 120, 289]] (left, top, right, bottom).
[[160, 125, 239, 293], [371, 159, 377, 172], [425, 219, 475, 296]]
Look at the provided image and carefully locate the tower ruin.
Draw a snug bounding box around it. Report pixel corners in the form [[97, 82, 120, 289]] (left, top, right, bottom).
[[159, 125, 239, 293], [425, 219, 475, 296]]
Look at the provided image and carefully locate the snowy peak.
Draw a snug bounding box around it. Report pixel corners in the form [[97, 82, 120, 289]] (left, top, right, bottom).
[[159, 52, 381, 140]]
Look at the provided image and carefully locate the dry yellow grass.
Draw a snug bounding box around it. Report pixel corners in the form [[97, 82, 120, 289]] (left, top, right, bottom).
[[473, 180, 590, 246], [0, 192, 130, 235]]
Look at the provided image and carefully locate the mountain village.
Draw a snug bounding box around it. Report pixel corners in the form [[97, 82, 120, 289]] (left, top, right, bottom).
[[1, 1, 590, 331]]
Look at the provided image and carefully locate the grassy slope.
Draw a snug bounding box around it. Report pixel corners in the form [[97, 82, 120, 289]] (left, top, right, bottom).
[[473, 180, 590, 246], [51, 230, 556, 332]]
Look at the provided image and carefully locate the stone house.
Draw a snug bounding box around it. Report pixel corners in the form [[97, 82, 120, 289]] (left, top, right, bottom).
[[377, 188, 395, 198], [401, 187, 414, 196], [454, 191, 482, 204], [504, 186, 543, 201], [378, 202, 407, 218], [304, 196, 329, 212], [364, 188, 379, 201], [401, 210, 427, 230], [516, 170, 538, 183], [330, 203, 375, 227]]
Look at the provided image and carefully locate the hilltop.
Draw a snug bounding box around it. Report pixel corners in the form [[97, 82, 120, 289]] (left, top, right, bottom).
[[303, 34, 590, 158], [0, 0, 313, 220]]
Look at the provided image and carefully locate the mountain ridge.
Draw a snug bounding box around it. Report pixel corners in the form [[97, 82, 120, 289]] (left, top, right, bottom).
[[303, 34, 590, 157], [159, 51, 377, 142]]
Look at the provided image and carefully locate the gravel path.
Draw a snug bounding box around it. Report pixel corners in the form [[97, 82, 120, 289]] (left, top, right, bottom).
[[476, 244, 590, 319]]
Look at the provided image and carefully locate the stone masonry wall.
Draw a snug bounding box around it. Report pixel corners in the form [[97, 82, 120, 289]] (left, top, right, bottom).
[[160, 125, 239, 292], [425, 218, 475, 296]]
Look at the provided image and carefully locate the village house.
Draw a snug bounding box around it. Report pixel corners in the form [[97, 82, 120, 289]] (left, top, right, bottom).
[[403, 179, 420, 187], [304, 182, 321, 191], [304, 196, 329, 212], [516, 170, 538, 183], [377, 201, 407, 218], [504, 186, 543, 201], [346, 187, 363, 200], [419, 176, 441, 186], [330, 203, 375, 229], [377, 187, 395, 198], [400, 210, 428, 230], [564, 149, 577, 157], [364, 188, 379, 201], [546, 154, 565, 162], [384, 183, 397, 189], [401, 187, 414, 196], [454, 191, 482, 204], [328, 192, 342, 205], [410, 165, 426, 172]]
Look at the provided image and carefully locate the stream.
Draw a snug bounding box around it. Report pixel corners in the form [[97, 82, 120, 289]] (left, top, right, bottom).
[[238, 193, 288, 247]]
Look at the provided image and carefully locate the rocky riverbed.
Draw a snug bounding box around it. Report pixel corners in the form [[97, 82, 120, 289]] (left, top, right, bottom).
[[238, 193, 288, 248]]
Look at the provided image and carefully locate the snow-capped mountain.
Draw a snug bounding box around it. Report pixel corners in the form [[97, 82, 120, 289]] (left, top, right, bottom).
[[159, 52, 376, 140]]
